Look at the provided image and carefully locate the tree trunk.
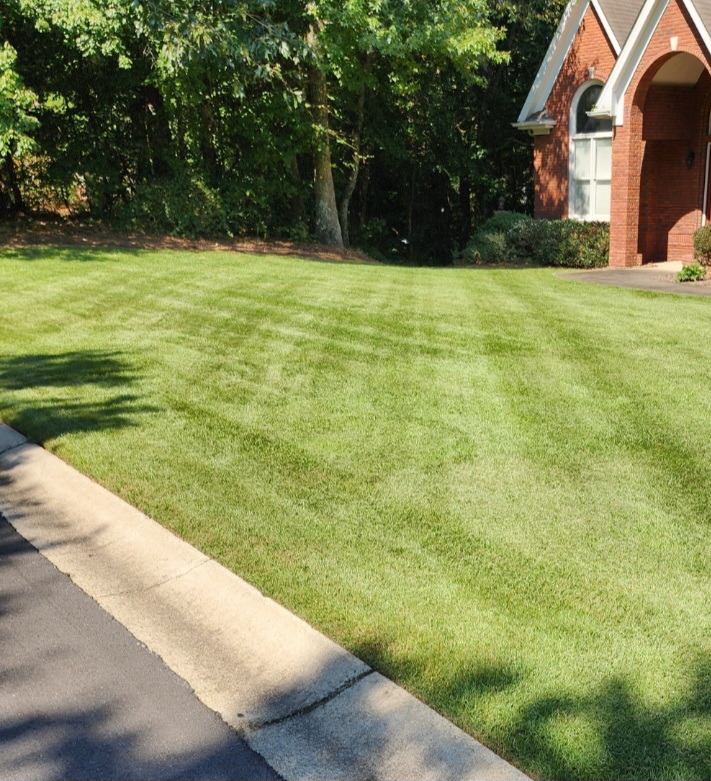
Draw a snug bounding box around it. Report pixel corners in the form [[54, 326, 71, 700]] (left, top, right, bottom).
[[338, 82, 366, 248], [358, 162, 370, 228], [200, 100, 219, 183], [459, 175, 472, 247], [306, 30, 343, 249], [407, 165, 416, 262], [3, 155, 25, 214]]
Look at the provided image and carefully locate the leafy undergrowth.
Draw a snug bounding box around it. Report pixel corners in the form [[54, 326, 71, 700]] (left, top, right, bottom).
[[1, 245, 710, 780]]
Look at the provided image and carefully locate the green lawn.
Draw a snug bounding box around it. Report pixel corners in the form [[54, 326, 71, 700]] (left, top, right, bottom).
[[1, 246, 710, 780]]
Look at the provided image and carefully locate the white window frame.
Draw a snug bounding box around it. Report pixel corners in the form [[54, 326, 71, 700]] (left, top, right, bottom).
[[569, 81, 613, 221]]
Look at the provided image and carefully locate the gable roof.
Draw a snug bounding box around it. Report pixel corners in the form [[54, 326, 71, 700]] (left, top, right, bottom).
[[515, 0, 645, 128], [592, 0, 711, 124], [695, 0, 711, 32], [516, 0, 711, 132], [598, 0, 644, 48]]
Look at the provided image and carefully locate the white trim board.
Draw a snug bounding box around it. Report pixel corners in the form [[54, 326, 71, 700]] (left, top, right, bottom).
[[517, 0, 621, 125], [593, 0, 711, 126]]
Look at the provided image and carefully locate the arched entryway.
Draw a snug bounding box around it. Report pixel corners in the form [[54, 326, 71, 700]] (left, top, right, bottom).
[[635, 52, 711, 263]]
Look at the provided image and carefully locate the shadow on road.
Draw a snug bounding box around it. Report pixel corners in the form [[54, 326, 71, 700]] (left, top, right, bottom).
[[0, 519, 280, 781]]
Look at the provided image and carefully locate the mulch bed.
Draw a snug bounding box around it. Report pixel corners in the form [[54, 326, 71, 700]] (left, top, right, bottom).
[[0, 219, 378, 264]]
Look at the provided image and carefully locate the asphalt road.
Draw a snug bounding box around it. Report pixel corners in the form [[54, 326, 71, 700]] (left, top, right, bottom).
[[0, 516, 280, 781]]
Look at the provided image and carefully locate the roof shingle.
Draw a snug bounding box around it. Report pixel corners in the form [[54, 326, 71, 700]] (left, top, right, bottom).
[[690, 0, 711, 35], [597, 0, 645, 47]]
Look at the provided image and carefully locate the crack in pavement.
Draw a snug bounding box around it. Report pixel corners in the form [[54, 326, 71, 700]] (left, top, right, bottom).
[[249, 669, 376, 731]]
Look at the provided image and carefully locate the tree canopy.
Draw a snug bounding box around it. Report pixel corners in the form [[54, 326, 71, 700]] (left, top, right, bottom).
[[0, 0, 566, 262]]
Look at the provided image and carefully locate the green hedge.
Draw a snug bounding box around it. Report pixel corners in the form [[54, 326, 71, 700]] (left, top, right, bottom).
[[693, 224, 711, 266], [463, 214, 609, 268], [117, 168, 282, 239], [460, 212, 531, 265], [120, 174, 231, 238]]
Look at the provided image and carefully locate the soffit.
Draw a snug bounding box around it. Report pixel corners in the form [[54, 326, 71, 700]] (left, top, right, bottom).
[[652, 51, 706, 83]]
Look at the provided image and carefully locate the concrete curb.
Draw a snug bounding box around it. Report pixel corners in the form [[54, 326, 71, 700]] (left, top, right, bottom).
[[0, 422, 529, 781]]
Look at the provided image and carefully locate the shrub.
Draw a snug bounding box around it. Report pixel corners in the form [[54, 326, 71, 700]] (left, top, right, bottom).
[[117, 165, 290, 239], [120, 172, 230, 238], [506, 218, 549, 264], [463, 216, 609, 268], [693, 224, 711, 266], [464, 230, 511, 265], [508, 219, 609, 268], [462, 211, 531, 264], [477, 211, 532, 235], [559, 221, 610, 268], [677, 262, 707, 282]]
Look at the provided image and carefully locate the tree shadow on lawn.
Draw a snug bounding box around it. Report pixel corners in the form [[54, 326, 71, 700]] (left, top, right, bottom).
[[0, 351, 158, 443], [511, 667, 711, 781], [0, 352, 136, 391], [350, 638, 711, 781]]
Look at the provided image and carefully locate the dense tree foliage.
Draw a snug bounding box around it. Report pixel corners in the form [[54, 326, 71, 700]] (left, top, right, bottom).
[[0, 0, 565, 262]]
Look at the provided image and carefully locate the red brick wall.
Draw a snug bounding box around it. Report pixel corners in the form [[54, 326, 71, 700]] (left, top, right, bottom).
[[643, 84, 701, 140], [637, 76, 711, 262], [609, 0, 711, 266], [534, 5, 617, 219]]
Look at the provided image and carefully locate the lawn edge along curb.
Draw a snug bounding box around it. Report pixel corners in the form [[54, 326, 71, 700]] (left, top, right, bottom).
[[0, 422, 529, 781]]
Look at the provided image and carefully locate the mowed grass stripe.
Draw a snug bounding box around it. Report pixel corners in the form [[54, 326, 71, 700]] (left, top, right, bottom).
[[1, 248, 710, 780]]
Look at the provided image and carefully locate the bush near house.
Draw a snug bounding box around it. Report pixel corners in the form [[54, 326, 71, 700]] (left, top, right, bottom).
[[677, 262, 707, 282], [692, 224, 711, 266], [463, 215, 609, 268], [510, 219, 609, 268], [461, 211, 532, 265]]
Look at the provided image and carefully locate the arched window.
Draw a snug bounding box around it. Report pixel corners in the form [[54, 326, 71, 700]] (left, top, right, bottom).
[[570, 82, 613, 220]]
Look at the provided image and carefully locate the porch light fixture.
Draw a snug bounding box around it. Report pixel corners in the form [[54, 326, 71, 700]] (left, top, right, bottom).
[[687, 150, 696, 168]]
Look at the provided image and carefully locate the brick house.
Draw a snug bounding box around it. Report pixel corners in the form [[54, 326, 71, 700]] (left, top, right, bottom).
[[515, 0, 711, 266]]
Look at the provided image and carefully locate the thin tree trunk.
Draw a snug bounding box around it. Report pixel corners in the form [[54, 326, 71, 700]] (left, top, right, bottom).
[[4, 155, 25, 214], [200, 100, 218, 182], [307, 49, 343, 248], [459, 175, 472, 247], [407, 165, 417, 262], [358, 161, 370, 228], [338, 82, 366, 248]]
